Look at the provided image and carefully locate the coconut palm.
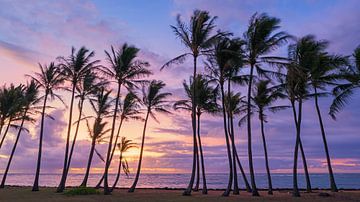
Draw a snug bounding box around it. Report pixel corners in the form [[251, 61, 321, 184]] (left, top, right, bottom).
[[250, 80, 288, 195], [174, 75, 219, 194], [28, 63, 65, 191], [0, 80, 39, 188], [111, 137, 136, 190], [242, 12, 290, 196], [161, 10, 224, 196], [56, 46, 101, 192], [128, 80, 171, 192], [101, 44, 151, 194], [330, 45, 360, 117]]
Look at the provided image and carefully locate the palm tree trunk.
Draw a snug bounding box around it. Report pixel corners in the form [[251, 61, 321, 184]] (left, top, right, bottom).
[[183, 55, 198, 196], [0, 119, 4, 137], [259, 110, 273, 195], [65, 99, 85, 180], [128, 110, 150, 192], [0, 118, 12, 148], [292, 99, 302, 197], [0, 109, 28, 188], [111, 153, 123, 191], [57, 84, 76, 193], [80, 138, 96, 187], [194, 140, 200, 191], [220, 82, 233, 197], [247, 64, 259, 196], [314, 88, 338, 192], [32, 93, 48, 191], [104, 83, 122, 195], [299, 138, 312, 192], [229, 113, 239, 195], [196, 112, 207, 194], [234, 151, 252, 192]]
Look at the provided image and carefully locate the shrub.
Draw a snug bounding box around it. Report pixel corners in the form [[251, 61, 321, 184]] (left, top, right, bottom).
[[64, 187, 100, 196]]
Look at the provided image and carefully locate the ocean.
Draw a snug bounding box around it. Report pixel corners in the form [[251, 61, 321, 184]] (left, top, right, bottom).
[[1, 173, 359, 189]]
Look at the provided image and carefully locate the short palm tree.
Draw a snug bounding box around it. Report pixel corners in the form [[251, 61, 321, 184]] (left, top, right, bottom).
[[243, 12, 290, 196], [80, 87, 112, 187], [28, 62, 65, 191], [128, 80, 171, 192], [101, 44, 151, 195], [57, 46, 101, 192], [0, 80, 39, 188], [161, 10, 223, 196], [111, 137, 136, 190]]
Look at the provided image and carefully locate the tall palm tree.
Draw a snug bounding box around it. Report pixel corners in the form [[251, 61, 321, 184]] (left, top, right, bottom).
[[161, 10, 223, 196], [28, 63, 65, 191], [250, 80, 288, 195], [101, 44, 151, 195], [330, 45, 360, 117], [111, 137, 136, 190], [243, 12, 290, 196], [174, 75, 219, 194], [57, 46, 101, 192], [128, 80, 171, 192], [81, 87, 112, 187], [0, 80, 39, 188]]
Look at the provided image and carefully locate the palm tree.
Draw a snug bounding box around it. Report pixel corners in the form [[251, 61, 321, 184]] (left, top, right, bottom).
[[250, 80, 288, 195], [174, 75, 219, 194], [330, 45, 360, 117], [161, 10, 223, 196], [0, 80, 39, 188], [81, 87, 112, 187], [242, 12, 290, 196], [57, 47, 101, 192], [101, 44, 151, 194], [128, 80, 171, 192], [28, 63, 65, 191], [111, 137, 136, 190]]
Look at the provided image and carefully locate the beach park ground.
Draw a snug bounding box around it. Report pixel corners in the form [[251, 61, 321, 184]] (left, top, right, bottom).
[[0, 187, 359, 202]]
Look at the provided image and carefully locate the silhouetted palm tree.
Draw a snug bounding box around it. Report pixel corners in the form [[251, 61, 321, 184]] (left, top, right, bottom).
[[111, 137, 136, 190], [81, 87, 112, 187], [28, 63, 65, 191], [128, 80, 171, 192], [242, 12, 290, 196], [57, 46, 101, 192], [101, 44, 151, 194], [161, 10, 223, 196], [0, 80, 39, 188]]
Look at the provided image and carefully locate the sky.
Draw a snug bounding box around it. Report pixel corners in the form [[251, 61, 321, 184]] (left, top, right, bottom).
[[0, 0, 360, 177]]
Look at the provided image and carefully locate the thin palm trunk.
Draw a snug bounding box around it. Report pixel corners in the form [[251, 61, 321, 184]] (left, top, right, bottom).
[[0, 109, 28, 188], [0, 118, 12, 148], [259, 110, 273, 195], [128, 110, 150, 192], [220, 83, 233, 197], [32, 93, 48, 191], [183, 55, 198, 196], [229, 113, 239, 195], [247, 64, 259, 196], [234, 150, 252, 192], [57, 85, 76, 192], [314, 87, 338, 192], [111, 153, 123, 191], [292, 99, 302, 197], [104, 83, 122, 195], [197, 112, 207, 194], [299, 137, 312, 192], [80, 138, 96, 187], [194, 142, 200, 191]]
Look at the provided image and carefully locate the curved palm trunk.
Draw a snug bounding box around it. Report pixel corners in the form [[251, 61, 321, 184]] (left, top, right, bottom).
[[0, 118, 12, 148], [194, 143, 200, 191], [197, 112, 208, 194], [111, 153, 123, 191], [57, 85, 76, 193], [314, 88, 337, 192], [65, 99, 85, 179], [247, 65, 259, 196], [220, 83, 233, 197], [80, 138, 96, 187], [259, 110, 273, 195], [292, 99, 302, 197], [128, 110, 150, 192], [234, 151, 252, 192], [183, 55, 198, 196], [0, 109, 28, 188], [104, 83, 122, 195], [32, 93, 48, 191], [229, 113, 239, 195]]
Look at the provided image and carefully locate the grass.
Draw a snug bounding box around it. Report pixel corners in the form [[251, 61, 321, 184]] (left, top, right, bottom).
[[63, 187, 100, 196]]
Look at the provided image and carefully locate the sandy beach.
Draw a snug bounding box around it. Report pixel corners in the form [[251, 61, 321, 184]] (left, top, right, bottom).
[[0, 187, 359, 202]]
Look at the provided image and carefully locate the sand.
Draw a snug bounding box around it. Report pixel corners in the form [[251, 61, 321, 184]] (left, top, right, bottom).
[[0, 187, 359, 202]]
